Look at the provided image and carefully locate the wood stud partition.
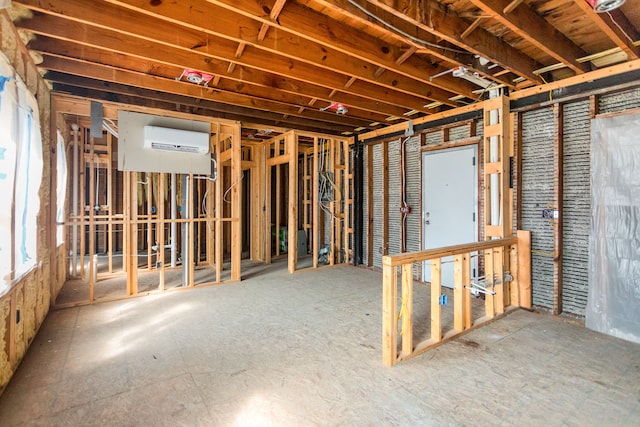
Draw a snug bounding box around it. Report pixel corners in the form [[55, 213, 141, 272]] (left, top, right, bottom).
[[62, 115, 244, 304], [262, 130, 352, 273]]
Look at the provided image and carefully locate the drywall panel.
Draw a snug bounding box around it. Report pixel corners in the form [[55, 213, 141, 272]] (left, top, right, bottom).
[[562, 100, 591, 316], [521, 107, 555, 310], [118, 111, 211, 174]]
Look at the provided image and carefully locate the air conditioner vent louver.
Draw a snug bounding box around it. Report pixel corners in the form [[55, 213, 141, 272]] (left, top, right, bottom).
[[143, 126, 209, 154]]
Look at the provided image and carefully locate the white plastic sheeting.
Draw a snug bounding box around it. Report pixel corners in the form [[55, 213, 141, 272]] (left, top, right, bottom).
[[586, 113, 640, 344]]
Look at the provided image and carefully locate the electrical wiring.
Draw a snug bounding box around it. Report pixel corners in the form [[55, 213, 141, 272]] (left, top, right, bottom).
[[223, 172, 245, 203], [345, 0, 471, 55]]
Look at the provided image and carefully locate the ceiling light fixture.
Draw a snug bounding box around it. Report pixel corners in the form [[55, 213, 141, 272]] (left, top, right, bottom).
[[176, 69, 214, 86], [585, 0, 625, 13], [320, 102, 349, 115], [452, 66, 493, 89]]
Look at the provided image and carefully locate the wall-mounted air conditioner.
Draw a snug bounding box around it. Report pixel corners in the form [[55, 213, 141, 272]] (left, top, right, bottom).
[[143, 126, 209, 154]]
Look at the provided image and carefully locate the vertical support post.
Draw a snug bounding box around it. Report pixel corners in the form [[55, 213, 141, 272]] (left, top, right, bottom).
[[275, 162, 281, 257], [329, 137, 336, 266], [188, 174, 195, 287], [215, 137, 223, 282], [382, 142, 389, 256], [553, 103, 564, 316], [230, 123, 242, 281], [79, 129, 86, 278], [453, 254, 464, 331], [517, 230, 532, 309], [430, 259, 442, 342], [483, 95, 511, 239], [462, 253, 471, 329], [170, 173, 177, 268], [288, 132, 298, 273], [312, 137, 319, 268], [353, 135, 363, 265], [265, 158, 272, 265], [107, 132, 113, 274], [158, 173, 165, 291], [88, 136, 95, 302], [147, 172, 153, 270], [509, 241, 520, 306], [127, 172, 138, 295], [401, 263, 413, 357], [484, 248, 495, 318], [494, 246, 505, 314], [367, 144, 373, 266], [71, 124, 79, 277], [382, 259, 398, 366]]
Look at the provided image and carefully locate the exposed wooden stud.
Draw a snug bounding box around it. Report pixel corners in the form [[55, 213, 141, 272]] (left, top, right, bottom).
[[79, 129, 86, 278], [158, 173, 165, 292], [107, 132, 114, 274], [367, 143, 373, 266], [430, 259, 442, 342], [344, 76, 357, 88], [313, 137, 319, 269], [484, 249, 495, 318], [287, 132, 298, 273], [188, 173, 195, 287], [382, 141, 389, 257], [401, 263, 413, 357], [382, 262, 398, 366], [453, 254, 464, 332], [517, 230, 531, 308], [494, 246, 505, 314], [553, 103, 563, 315], [231, 123, 243, 281], [503, 0, 525, 14], [461, 17, 485, 39], [215, 133, 223, 282], [88, 136, 96, 302]]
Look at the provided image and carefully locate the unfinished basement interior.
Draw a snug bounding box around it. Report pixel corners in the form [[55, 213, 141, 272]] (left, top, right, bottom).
[[0, 0, 639, 424]]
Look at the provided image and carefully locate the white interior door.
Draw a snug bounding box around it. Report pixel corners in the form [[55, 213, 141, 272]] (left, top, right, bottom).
[[422, 145, 478, 287]]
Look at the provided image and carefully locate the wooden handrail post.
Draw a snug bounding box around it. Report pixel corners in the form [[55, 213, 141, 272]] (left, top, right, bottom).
[[382, 259, 398, 366], [430, 259, 442, 342], [453, 255, 464, 332], [517, 230, 532, 309], [401, 264, 413, 357]]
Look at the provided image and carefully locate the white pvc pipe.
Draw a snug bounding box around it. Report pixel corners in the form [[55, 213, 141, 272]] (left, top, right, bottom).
[[489, 89, 500, 228], [71, 124, 79, 276], [170, 172, 177, 268]]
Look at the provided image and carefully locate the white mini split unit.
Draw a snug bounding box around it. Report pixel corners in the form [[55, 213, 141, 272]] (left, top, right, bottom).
[[143, 126, 210, 154]]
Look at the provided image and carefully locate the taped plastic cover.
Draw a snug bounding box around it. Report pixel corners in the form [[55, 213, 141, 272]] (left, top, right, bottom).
[[586, 113, 640, 344]]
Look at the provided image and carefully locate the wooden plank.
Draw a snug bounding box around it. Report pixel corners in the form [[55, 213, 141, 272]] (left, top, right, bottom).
[[484, 249, 495, 319], [264, 158, 272, 265], [230, 123, 242, 281], [147, 173, 153, 270], [107, 132, 114, 274], [311, 138, 319, 268], [509, 242, 520, 307], [158, 173, 165, 292], [401, 264, 413, 357], [188, 174, 195, 287], [288, 132, 298, 273], [453, 255, 464, 332], [382, 263, 398, 366], [382, 141, 389, 257], [517, 230, 532, 309], [430, 259, 442, 342], [367, 143, 373, 266], [382, 236, 517, 267], [79, 129, 86, 278], [495, 246, 505, 314], [329, 138, 336, 266], [462, 253, 471, 329], [215, 135, 223, 281], [554, 103, 563, 315], [275, 163, 281, 257], [88, 136, 96, 302]]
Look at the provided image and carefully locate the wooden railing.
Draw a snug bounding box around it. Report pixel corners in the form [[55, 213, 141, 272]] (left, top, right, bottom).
[[382, 230, 531, 366]]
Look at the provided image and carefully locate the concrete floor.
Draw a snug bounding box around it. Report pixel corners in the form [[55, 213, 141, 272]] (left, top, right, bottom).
[[1, 262, 639, 426]]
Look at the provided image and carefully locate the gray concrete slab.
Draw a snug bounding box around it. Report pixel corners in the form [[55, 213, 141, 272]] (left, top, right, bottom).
[[1, 263, 639, 426]]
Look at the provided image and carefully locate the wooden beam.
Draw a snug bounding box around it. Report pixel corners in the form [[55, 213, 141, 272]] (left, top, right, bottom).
[[517, 230, 531, 309], [430, 259, 442, 342], [230, 123, 243, 281], [382, 263, 398, 366], [571, 1, 639, 60], [400, 264, 413, 357], [287, 132, 298, 273], [553, 103, 563, 315], [20, 0, 463, 104], [467, 0, 589, 73], [360, 0, 542, 83]]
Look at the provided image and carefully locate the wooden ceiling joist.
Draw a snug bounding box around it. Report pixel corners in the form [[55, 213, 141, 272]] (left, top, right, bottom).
[[467, 0, 590, 74]]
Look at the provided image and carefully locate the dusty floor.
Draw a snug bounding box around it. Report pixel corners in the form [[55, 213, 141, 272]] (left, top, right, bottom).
[[1, 263, 639, 426]]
